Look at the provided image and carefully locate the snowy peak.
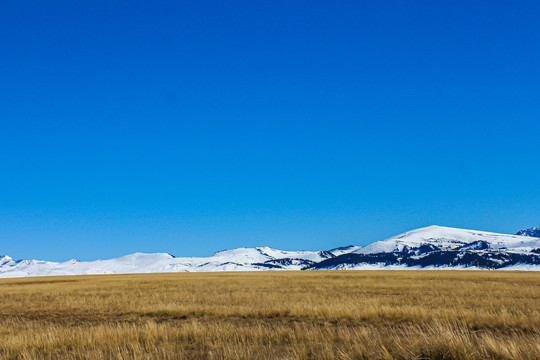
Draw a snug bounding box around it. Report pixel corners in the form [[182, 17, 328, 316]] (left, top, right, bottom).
[[211, 246, 328, 263], [354, 225, 538, 255], [0, 255, 15, 266], [309, 225, 540, 271], [515, 228, 540, 238]]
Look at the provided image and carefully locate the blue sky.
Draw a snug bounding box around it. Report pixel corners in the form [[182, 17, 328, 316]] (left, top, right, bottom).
[[1, 1, 539, 261]]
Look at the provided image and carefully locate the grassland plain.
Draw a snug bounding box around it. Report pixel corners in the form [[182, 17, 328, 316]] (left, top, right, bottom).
[[0, 271, 538, 360]]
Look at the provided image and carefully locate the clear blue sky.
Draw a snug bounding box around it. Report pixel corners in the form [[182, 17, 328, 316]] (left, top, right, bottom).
[[1, 1, 539, 261]]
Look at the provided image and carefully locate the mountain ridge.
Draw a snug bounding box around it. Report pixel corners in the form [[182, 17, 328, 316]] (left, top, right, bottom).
[[1, 225, 539, 278]]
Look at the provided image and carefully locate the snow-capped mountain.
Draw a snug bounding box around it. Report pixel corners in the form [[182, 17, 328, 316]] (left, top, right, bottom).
[[0, 247, 335, 278], [1, 226, 539, 278], [308, 226, 540, 271], [515, 228, 540, 238], [354, 225, 538, 254]]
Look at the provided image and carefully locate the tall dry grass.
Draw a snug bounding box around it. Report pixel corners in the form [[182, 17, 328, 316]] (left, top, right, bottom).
[[0, 271, 538, 359]]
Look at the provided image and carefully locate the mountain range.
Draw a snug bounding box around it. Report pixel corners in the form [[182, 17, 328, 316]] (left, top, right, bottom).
[[1, 225, 539, 278]]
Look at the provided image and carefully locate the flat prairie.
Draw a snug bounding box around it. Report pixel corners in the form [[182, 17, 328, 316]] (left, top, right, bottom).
[[0, 271, 538, 359]]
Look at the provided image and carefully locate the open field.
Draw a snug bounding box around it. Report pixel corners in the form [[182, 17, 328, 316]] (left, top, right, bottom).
[[0, 271, 538, 359]]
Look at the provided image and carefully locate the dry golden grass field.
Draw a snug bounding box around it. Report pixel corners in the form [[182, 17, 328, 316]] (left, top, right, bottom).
[[0, 271, 538, 360]]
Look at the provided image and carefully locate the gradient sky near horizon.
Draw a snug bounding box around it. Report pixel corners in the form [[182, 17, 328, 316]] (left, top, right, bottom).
[[1, 1, 539, 261]]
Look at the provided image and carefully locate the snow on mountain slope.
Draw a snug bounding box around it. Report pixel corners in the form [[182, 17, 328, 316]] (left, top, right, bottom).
[[0, 247, 334, 278], [1, 226, 538, 278], [0, 255, 15, 266], [307, 226, 540, 271], [327, 245, 362, 256], [211, 246, 330, 263], [515, 228, 540, 238], [354, 225, 539, 254]]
